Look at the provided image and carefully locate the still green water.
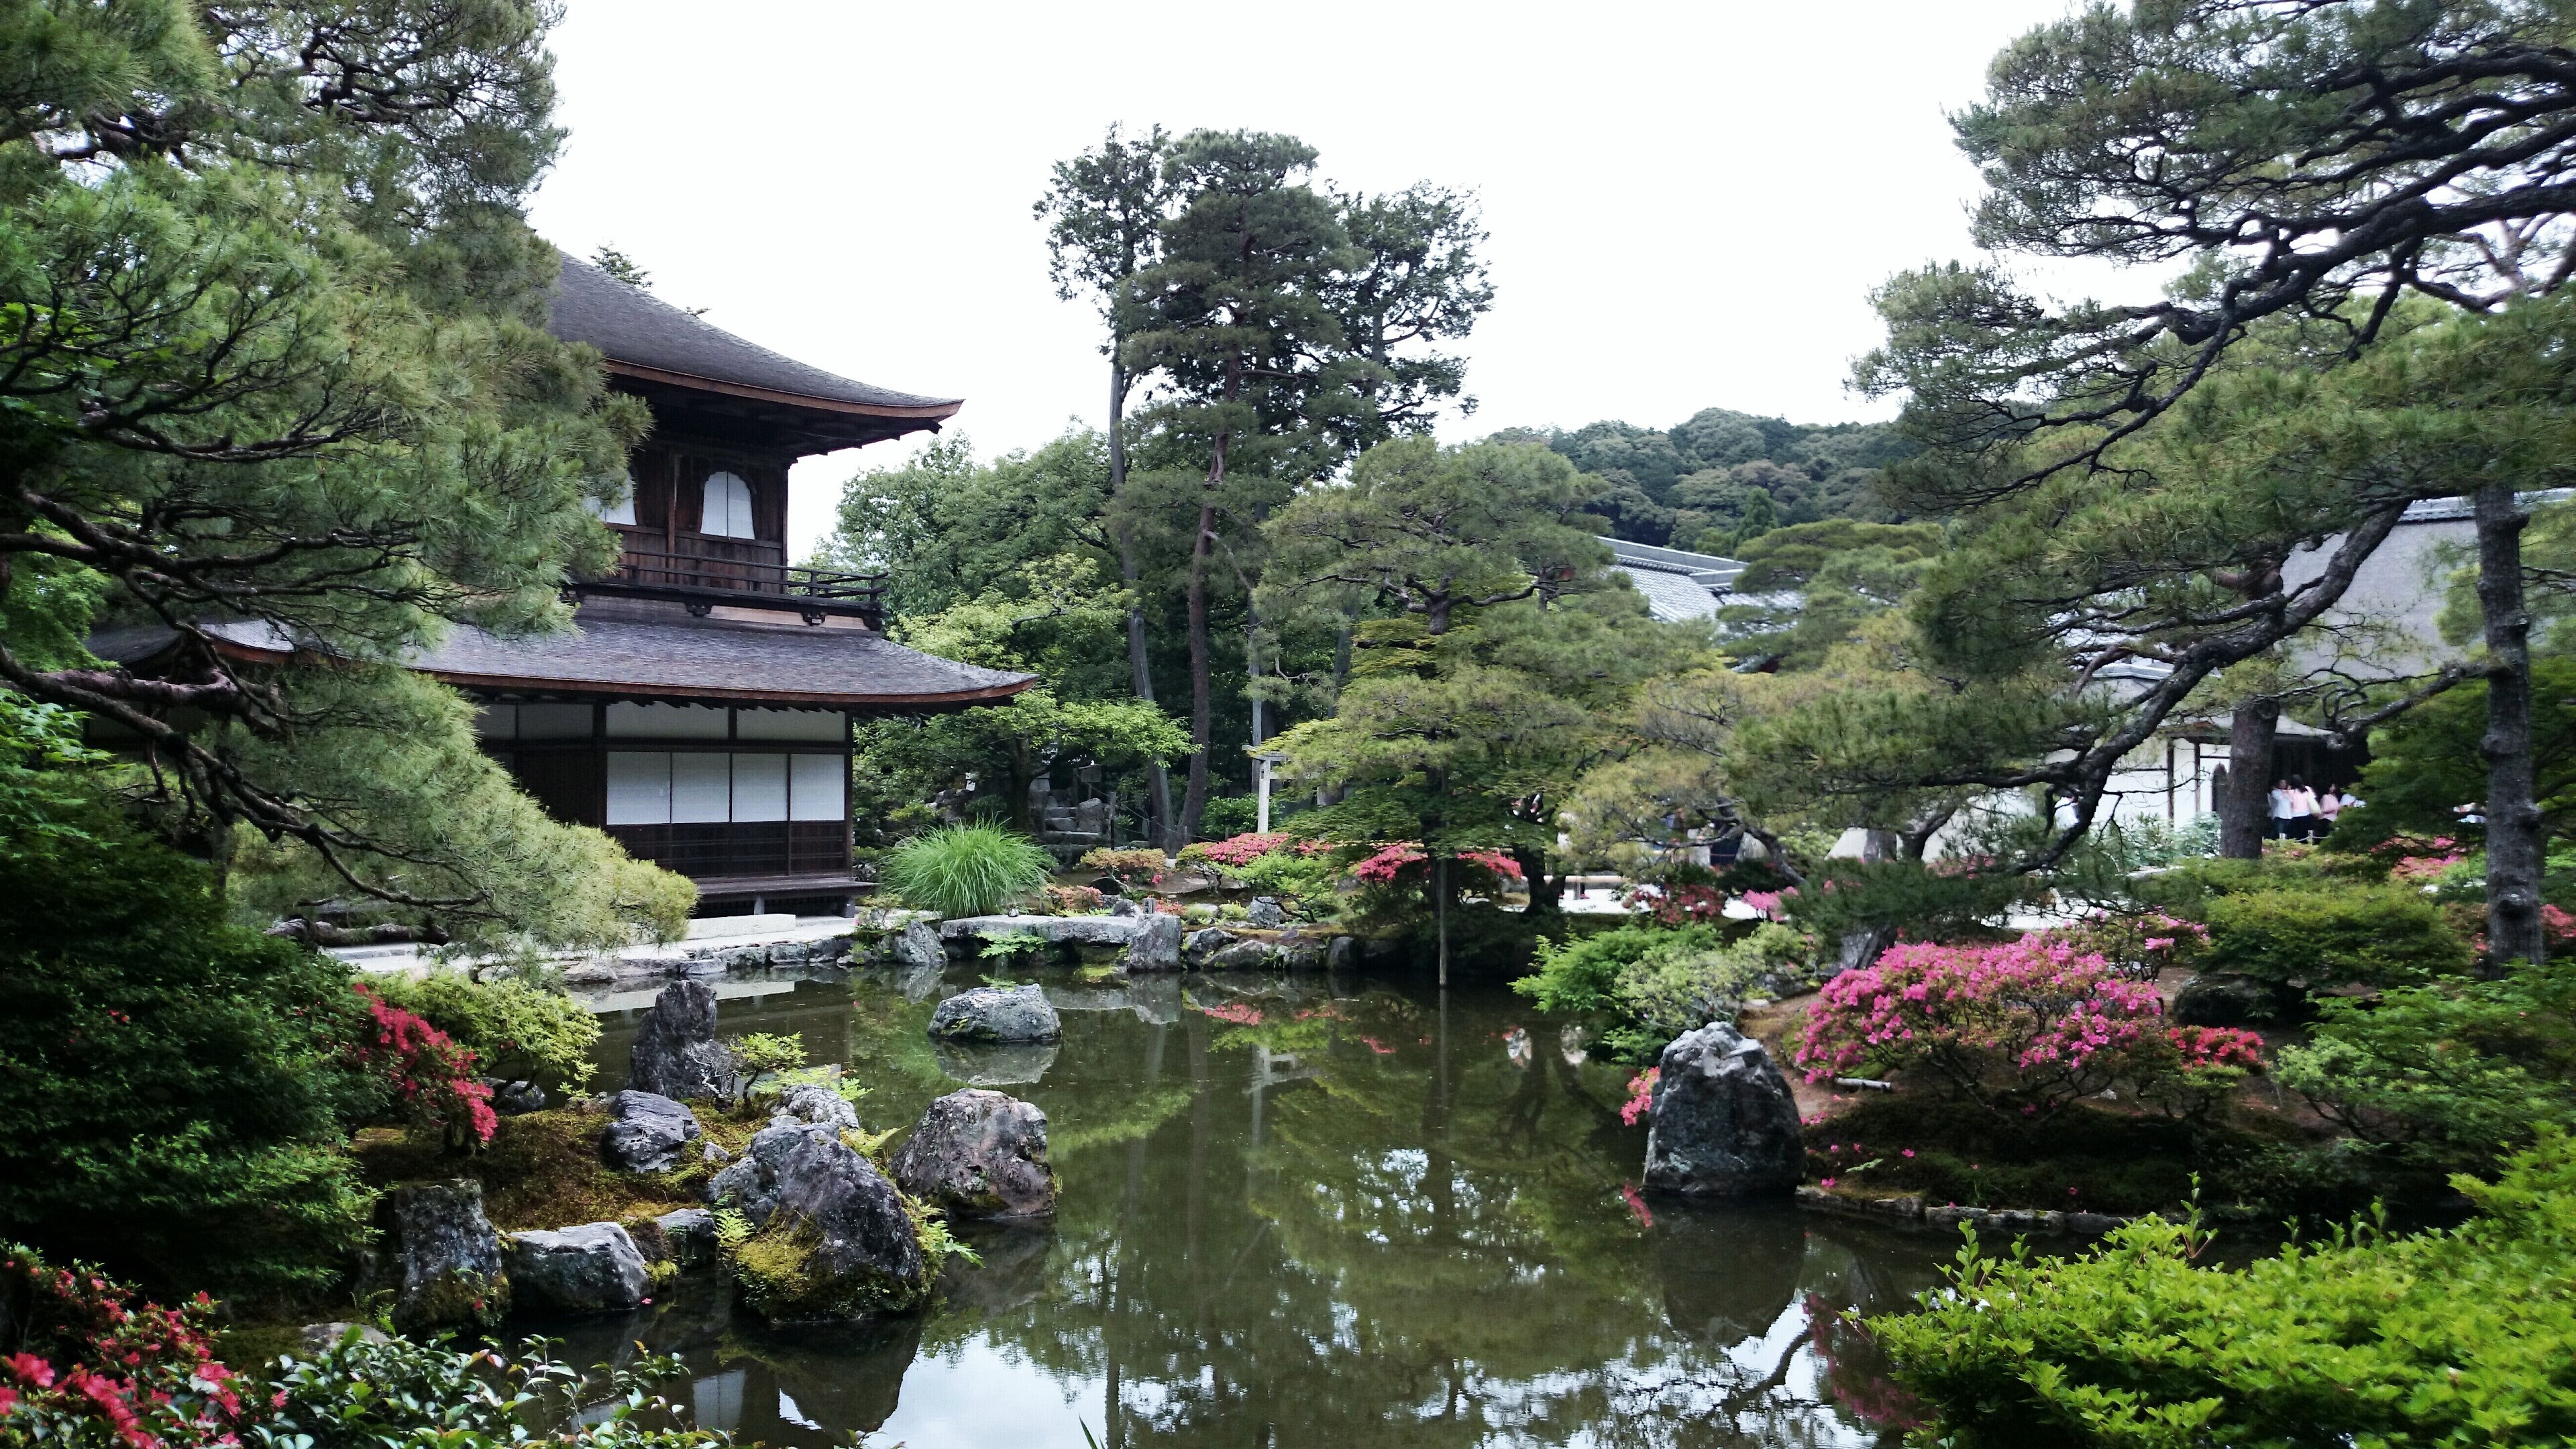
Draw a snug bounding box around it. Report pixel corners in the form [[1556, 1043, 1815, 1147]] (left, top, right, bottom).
[[572, 961, 1950, 1447]]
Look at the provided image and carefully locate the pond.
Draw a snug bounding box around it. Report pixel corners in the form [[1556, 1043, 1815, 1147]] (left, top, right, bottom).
[[568, 961, 1955, 1447]]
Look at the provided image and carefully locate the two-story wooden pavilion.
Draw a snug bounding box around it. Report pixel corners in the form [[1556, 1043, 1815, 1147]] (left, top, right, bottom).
[[96, 255, 1032, 916]]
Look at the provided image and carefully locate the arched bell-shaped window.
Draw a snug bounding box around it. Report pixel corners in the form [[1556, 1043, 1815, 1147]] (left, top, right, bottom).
[[586, 472, 638, 526], [700, 470, 756, 539]]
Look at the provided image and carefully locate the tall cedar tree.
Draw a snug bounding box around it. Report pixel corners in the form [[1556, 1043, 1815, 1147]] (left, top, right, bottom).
[[1857, 0, 2576, 961], [1122, 132, 1357, 846], [1036, 125, 1183, 843]]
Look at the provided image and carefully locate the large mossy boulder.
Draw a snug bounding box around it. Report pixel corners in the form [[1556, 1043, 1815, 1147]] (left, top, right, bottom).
[[926, 984, 1061, 1044], [628, 981, 739, 1100], [383, 1180, 509, 1334], [890, 1089, 1057, 1218], [1642, 1024, 1804, 1198], [506, 1222, 651, 1315], [600, 1090, 702, 1173], [708, 1122, 930, 1322]]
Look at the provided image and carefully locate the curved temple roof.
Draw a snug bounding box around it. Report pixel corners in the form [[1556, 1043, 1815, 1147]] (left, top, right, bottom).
[[546, 254, 962, 450], [93, 602, 1034, 712]]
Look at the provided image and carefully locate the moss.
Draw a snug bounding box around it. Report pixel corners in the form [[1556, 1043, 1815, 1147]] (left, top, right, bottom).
[[725, 1212, 932, 1324], [354, 1104, 706, 1230], [400, 1267, 506, 1334]]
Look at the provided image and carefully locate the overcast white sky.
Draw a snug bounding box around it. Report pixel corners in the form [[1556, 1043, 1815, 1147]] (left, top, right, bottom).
[[525, 0, 2086, 559]]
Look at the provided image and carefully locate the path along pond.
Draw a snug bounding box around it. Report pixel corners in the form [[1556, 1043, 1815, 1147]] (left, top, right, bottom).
[[568, 960, 1955, 1448]]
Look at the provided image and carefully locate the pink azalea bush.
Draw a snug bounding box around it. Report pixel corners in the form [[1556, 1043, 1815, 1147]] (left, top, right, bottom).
[[1350, 843, 1522, 885], [1795, 936, 2263, 1119], [350, 985, 496, 1147], [1620, 1067, 1661, 1126], [0, 1245, 248, 1449]]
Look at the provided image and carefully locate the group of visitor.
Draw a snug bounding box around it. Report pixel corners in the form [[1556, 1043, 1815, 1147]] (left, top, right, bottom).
[[2268, 777, 2361, 841]]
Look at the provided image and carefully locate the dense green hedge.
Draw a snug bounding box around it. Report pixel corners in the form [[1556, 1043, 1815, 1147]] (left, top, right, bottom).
[[0, 813, 374, 1297], [1874, 1132, 2576, 1446]]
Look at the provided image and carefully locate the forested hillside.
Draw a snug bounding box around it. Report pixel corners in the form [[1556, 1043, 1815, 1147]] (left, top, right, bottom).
[[1509, 407, 1914, 550]]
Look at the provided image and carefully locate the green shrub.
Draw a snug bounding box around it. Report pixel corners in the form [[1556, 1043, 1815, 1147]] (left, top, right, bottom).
[[0, 812, 374, 1299], [262, 1325, 723, 1449], [2275, 955, 2576, 1173], [879, 823, 1054, 918], [1874, 1132, 2576, 1446], [364, 970, 600, 1089], [2201, 883, 2473, 989], [1515, 923, 1725, 1016], [1199, 794, 1260, 839]]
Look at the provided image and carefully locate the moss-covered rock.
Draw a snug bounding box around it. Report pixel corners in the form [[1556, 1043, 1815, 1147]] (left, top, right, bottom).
[[710, 1122, 930, 1322]]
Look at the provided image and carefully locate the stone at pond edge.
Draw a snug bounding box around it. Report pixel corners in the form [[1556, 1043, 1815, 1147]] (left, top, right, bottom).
[[1125, 912, 1182, 971], [297, 1322, 390, 1356], [1642, 1024, 1804, 1198], [890, 1089, 1057, 1218], [384, 1180, 509, 1334], [771, 1083, 859, 1132], [710, 1122, 930, 1322], [628, 981, 740, 1100], [657, 1208, 717, 1268], [927, 984, 1062, 1044], [896, 919, 947, 971], [1326, 936, 1356, 971], [601, 1089, 702, 1173], [1182, 927, 1236, 965], [506, 1222, 651, 1315]]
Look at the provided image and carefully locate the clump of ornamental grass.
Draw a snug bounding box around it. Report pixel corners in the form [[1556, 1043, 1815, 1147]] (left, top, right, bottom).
[[881, 823, 1055, 919]]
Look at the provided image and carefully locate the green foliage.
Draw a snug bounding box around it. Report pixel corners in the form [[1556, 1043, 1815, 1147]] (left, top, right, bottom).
[[0, 692, 105, 846], [880, 824, 1055, 919], [363, 971, 599, 1091], [0, 0, 671, 941], [2329, 659, 2576, 855], [2200, 883, 2473, 991], [1539, 407, 1917, 545], [1874, 1133, 2576, 1448], [1513, 921, 1807, 1057], [2277, 955, 2576, 1174], [1197, 795, 1260, 839], [0, 810, 373, 1297], [979, 930, 1049, 961], [261, 1328, 724, 1449], [724, 1035, 810, 1106], [1516, 922, 1715, 1017]]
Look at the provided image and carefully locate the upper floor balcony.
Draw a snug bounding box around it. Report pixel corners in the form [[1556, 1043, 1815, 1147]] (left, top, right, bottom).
[[568, 536, 885, 629]]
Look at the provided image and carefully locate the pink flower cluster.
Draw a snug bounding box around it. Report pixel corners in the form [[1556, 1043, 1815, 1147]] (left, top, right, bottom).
[[1193, 833, 1294, 867], [1740, 889, 1794, 918], [1795, 935, 2252, 1116], [2166, 1024, 2265, 1069], [350, 985, 495, 1146], [0, 1252, 249, 1449], [1620, 1067, 1660, 1126], [1348, 844, 1524, 885]]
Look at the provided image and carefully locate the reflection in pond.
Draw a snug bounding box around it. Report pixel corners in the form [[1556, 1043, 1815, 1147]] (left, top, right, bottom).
[[571, 965, 1950, 1447]]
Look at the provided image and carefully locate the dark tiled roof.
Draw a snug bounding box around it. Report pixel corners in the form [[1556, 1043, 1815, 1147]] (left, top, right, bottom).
[[110, 601, 1031, 710], [547, 254, 961, 419]]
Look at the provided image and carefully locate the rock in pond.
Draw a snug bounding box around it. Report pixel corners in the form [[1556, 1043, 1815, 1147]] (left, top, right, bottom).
[[657, 1208, 718, 1268], [708, 1120, 930, 1322], [890, 1089, 1057, 1218], [770, 1082, 859, 1132], [895, 918, 948, 971], [600, 1089, 702, 1173], [1125, 912, 1182, 971], [384, 1181, 509, 1333], [1182, 928, 1236, 966], [930, 1038, 1060, 1087], [508, 1222, 651, 1315], [628, 981, 739, 1101], [927, 983, 1062, 1044], [1642, 1024, 1804, 1199]]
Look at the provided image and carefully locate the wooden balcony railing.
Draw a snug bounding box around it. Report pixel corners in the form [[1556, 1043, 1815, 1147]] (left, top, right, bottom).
[[569, 544, 886, 627]]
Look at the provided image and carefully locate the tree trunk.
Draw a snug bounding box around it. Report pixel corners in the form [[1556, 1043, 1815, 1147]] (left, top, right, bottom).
[[1106, 359, 1175, 851], [1435, 852, 1450, 988], [2220, 696, 2279, 859], [1179, 487, 1218, 849], [2476, 481, 2546, 965], [1509, 844, 1559, 916]]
